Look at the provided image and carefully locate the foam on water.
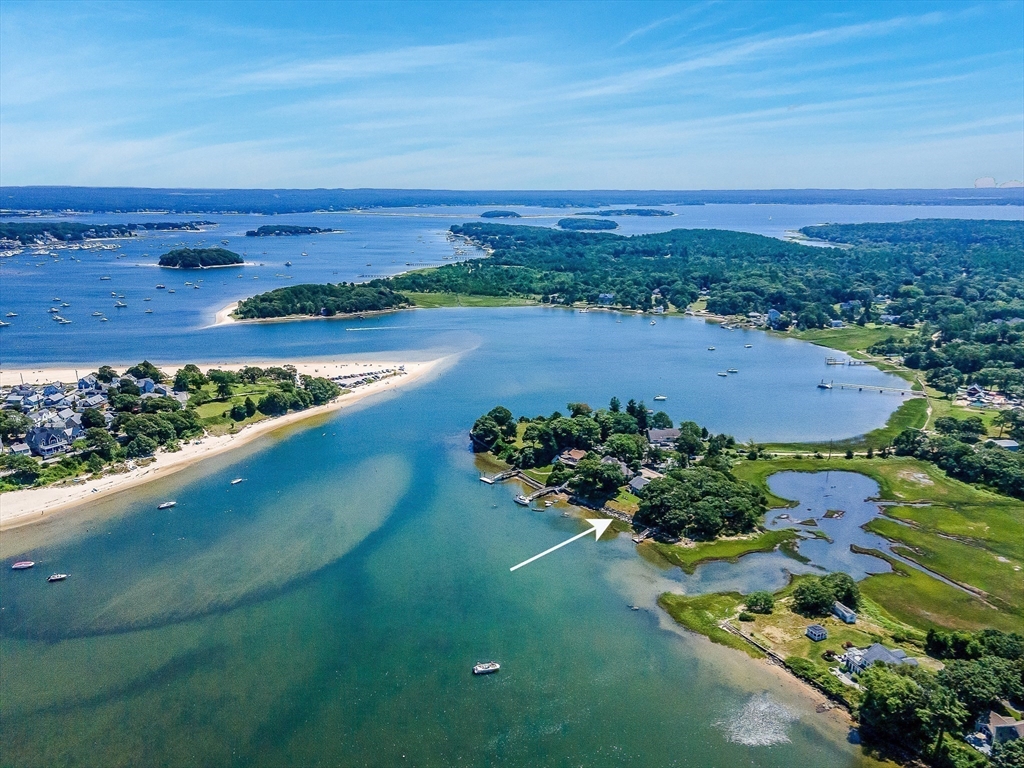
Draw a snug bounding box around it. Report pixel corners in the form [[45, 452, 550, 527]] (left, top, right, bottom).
[[716, 692, 798, 746]]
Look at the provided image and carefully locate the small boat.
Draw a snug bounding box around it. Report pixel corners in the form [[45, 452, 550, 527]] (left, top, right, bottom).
[[145, 309, 153, 314], [157, 501, 177, 510], [114, 301, 127, 308], [544, 500, 554, 507], [0, 321, 9, 327], [653, 395, 667, 401], [744, 344, 752, 348], [11, 561, 35, 570], [707, 346, 715, 350], [301, 252, 307, 257], [817, 380, 833, 390], [59, 318, 72, 324], [92, 311, 103, 316], [168, 289, 176, 293], [52, 296, 60, 301], [49, 307, 60, 313], [649, 320, 656, 325], [185, 281, 192, 286], [156, 284, 166, 289], [284, 261, 292, 267], [6, 312, 17, 317], [61, 302, 70, 307], [230, 478, 244, 485], [472, 662, 500, 675], [193, 284, 200, 289], [47, 573, 67, 582], [144, 297, 152, 301], [717, 371, 728, 377], [118, 294, 125, 298], [101, 317, 109, 322], [727, 368, 738, 373], [111, 291, 118, 296], [100, 276, 111, 280], [514, 495, 529, 506], [221, 240, 230, 245]]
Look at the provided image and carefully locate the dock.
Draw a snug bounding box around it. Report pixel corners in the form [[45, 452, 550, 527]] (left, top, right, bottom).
[[832, 382, 922, 395]]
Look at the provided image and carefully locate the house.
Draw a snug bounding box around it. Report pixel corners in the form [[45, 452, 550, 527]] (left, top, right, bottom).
[[558, 449, 588, 467], [806, 624, 828, 642], [153, 383, 173, 396], [80, 394, 107, 410], [767, 308, 782, 325], [136, 378, 156, 393], [975, 711, 1024, 749], [839, 300, 862, 311], [4, 394, 24, 410], [879, 314, 900, 324], [78, 374, 98, 390], [965, 384, 987, 399], [9, 442, 31, 456], [830, 320, 845, 328], [25, 425, 71, 458], [842, 643, 917, 676], [628, 476, 651, 495], [44, 393, 68, 407], [989, 439, 1019, 452], [42, 383, 64, 396], [832, 601, 857, 624], [600, 455, 634, 480], [647, 428, 680, 449], [21, 394, 43, 411], [598, 293, 615, 304]]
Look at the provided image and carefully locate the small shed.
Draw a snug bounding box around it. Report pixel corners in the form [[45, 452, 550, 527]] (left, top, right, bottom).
[[832, 601, 857, 624], [806, 624, 828, 642]]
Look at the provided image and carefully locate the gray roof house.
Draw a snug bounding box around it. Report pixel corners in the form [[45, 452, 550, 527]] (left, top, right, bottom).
[[976, 711, 1024, 747], [989, 439, 1019, 452], [832, 601, 857, 624], [601, 455, 634, 480], [628, 476, 651, 495], [78, 375, 98, 390], [842, 643, 918, 676], [806, 624, 828, 642], [81, 394, 107, 409], [647, 428, 680, 449], [9, 442, 31, 456], [25, 425, 71, 458]]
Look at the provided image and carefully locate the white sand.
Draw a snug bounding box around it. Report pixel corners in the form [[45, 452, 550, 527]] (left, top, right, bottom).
[[0, 357, 444, 530]]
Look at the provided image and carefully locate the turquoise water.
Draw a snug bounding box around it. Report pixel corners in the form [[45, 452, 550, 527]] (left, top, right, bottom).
[[0, 205, 951, 765]]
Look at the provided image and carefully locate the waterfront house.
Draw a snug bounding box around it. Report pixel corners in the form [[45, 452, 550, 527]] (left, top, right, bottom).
[[647, 428, 681, 449], [628, 476, 651, 495], [806, 624, 828, 642], [832, 601, 857, 624], [78, 374, 98, 390], [558, 449, 588, 467], [598, 293, 615, 304], [25, 425, 70, 458], [136, 377, 156, 393], [842, 643, 917, 676], [42, 383, 64, 397], [767, 309, 782, 326], [44, 392, 68, 407], [601, 455, 634, 480]]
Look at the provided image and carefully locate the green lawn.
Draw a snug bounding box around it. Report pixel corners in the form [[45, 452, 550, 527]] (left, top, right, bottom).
[[646, 529, 799, 574], [404, 292, 537, 308], [789, 324, 912, 353], [658, 592, 763, 658], [521, 465, 553, 484]]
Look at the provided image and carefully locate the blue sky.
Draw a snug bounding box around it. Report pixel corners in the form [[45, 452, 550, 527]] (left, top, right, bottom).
[[1, 1, 1022, 189]]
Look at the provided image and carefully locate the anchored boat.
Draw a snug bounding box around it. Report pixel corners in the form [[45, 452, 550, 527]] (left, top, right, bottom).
[[47, 573, 67, 582], [472, 662, 500, 675], [157, 501, 177, 510], [11, 561, 35, 570]]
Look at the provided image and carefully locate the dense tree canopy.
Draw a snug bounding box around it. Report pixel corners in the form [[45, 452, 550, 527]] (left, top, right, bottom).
[[235, 283, 409, 319], [158, 248, 243, 269]]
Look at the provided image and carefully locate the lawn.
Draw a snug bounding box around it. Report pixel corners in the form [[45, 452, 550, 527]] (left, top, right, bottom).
[[789, 324, 912, 353], [521, 464, 553, 485], [606, 488, 640, 515], [646, 529, 798, 574], [404, 292, 537, 308]]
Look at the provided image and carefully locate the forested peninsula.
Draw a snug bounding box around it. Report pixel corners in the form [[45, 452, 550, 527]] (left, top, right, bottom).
[[245, 225, 337, 237], [234, 283, 409, 318], [0, 221, 216, 245], [158, 248, 243, 269]]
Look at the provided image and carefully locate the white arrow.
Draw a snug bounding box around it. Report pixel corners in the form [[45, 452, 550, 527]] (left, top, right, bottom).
[[509, 518, 613, 572]]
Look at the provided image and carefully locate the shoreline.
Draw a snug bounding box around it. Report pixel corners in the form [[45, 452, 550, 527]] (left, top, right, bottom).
[[0, 357, 446, 530]]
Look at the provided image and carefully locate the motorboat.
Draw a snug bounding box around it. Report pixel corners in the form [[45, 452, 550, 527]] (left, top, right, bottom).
[[649, 320, 656, 325], [145, 309, 153, 314], [114, 301, 127, 308], [727, 368, 738, 373], [0, 321, 9, 327], [144, 297, 152, 301], [472, 662, 500, 675], [47, 573, 68, 582], [157, 501, 177, 510], [168, 289, 176, 293], [6, 312, 17, 317], [707, 346, 715, 350], [100, 276, 111, 280], [92, 311, 103, 316], [284, 261, 292, 267], [11, 561, 35, 570], [817, 380, 833, 390], [745, 344, 752, 348], [717, 372, 728, 377], [231, 478, 244, 485], [653, 395, 667, 401], [156, 284, 166, 289]]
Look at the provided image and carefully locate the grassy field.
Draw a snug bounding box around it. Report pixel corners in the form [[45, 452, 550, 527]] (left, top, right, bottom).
[[658, 592, 763, 658], [606, 488, 640, 515], [521, 464, 553, 485], [788, 324, 912, 353], [645, 529, 799, 574], [404, 292, 537, 308]]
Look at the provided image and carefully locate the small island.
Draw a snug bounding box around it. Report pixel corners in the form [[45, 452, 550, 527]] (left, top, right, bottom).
[[245, 225, 337, 237], [556, 218, 618, 231], [575, 209, 674, 217], [234, 282, 409, 319], [480, 210, 521, 219], [158, 247, 243, 269]]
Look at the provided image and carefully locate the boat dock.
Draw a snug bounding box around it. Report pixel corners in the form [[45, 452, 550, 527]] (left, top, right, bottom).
[[833, 382, 922, 395]]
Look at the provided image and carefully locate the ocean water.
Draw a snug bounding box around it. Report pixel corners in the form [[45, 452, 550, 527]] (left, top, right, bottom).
[[0, 204, 975, 766]]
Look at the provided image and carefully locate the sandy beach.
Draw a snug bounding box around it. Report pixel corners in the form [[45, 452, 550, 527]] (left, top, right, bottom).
[[0, 357, 445, 530]]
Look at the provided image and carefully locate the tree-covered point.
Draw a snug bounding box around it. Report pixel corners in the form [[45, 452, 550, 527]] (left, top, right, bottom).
[[556, 218, 618, 230], [480, 210, 521, 218], [234, 282, 409, 319], [0, 222, 136, 244], [158, 247, 243, 269], [137, 221, 215, 231], [575, 209, 674, 216], [244, 225, 336, 236]]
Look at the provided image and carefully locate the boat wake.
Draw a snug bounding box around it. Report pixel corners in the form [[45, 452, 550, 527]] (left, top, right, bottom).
[[715, 692, 797, 746]]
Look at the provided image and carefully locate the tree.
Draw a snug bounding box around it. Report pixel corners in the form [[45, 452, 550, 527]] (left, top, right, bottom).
[[230, 403, 247, 421], [125, 360, 165, 383], [793, 578, 835, 616], [675, 421, 705, 458], [95, 365, 118, 383], [0, 454, 41, 484], [238, 366, 264, 384], [301, 375, 341, 405], [609, 396, 621, 413], [174, 364, 207, 392], [244, 396, 257, 417], [650, 411, 673, 429], [567, 402, 592, 417], [80, 408, 106, 428], [745, 591, 775, 614], [918, 687, 967, 761], [858, 665, 927, 751], [84, 427, 119, 460], [822, 571, 860, 609], [470, 416, 502, 451], [992, 738, 1024, 768], [0, 410, 31, 440], [570, 456, 625, 501], [125, 434, 158, 458]]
